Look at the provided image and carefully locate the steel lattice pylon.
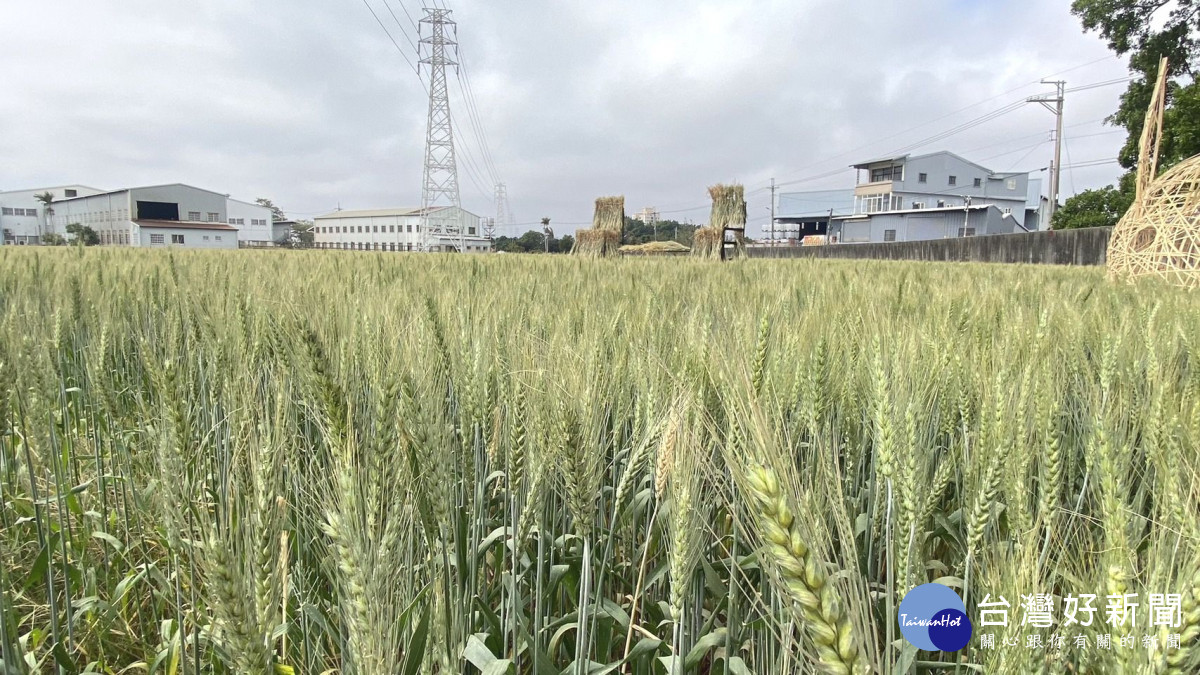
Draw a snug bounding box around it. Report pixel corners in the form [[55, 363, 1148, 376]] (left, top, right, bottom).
[[419, 7, 463, 252], [494, 182, 512, 231]]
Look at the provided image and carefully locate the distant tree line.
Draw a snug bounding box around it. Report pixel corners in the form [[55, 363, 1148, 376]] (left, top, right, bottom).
[[493, 216, 698, 254]]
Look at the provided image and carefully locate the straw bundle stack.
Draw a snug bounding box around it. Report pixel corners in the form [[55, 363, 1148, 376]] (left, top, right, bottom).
[[573, 196, 625, 257], [692, 184, 747, 259], [691, 227, 724, 259]]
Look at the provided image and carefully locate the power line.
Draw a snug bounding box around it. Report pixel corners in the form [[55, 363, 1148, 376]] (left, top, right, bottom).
[[359, 0, 421, 78], [1003, 140, 1051, 171], [756, 63, 1131, 192], [1065, 77, 1132, 93], [1052, 158, 1120, 170], [392, 0, 421, 32], [454, 60, 501, 185], [381, 0, 418, 51], [456, 50, 501, 183], [888, 101, 1029, 156]]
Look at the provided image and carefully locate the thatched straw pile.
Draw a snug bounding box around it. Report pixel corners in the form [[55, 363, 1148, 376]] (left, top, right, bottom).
[[573, 196, 625, 258], [619, 240, 690, 256], [692, 184, 747, 259]]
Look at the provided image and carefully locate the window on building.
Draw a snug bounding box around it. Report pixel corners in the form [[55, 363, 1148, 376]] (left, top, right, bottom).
[[884, 229, 897, 242], [407, 243, 413, 251], [389, 225, 396, 232], [948, 176, 957, 186], [468, 226, 476, 235], [918, 173, 927, 183], [973, 178, 982, 188], [870, 166, 902, 182], [203, 235, 210, 241], [912, 202, 925, 209], [957, 227, 977, 237], [407, 224, 412, 232], [150, 233, 165, 244], [65, 189, 77, 198], [216, 235, 222, 241], [207, 213, 219, 222], [171, 234, 185, 244], [188, 211, 201, 221], [936, 200, 946, 208], [1006, 178, 1017, 190], [1002, 207, 1012, 216], [1, 208, 12, 216]]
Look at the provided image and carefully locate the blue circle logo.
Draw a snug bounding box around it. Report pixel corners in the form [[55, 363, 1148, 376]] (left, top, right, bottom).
[[898, 583, 973, 652]]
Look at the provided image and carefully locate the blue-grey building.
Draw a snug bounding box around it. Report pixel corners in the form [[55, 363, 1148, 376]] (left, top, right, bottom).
[[773, 151, 1047, 244], [772, 189, 856, 243]]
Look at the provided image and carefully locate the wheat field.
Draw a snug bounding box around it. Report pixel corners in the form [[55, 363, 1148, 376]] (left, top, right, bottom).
[[0, 247, 1197, 674]]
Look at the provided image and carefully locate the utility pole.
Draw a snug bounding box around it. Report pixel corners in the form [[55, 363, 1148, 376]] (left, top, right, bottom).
[[419, 7, 462, 252], [769, 178, 776, 246], [1028, 80, 1065, 226], [541, 217, 551, 253]]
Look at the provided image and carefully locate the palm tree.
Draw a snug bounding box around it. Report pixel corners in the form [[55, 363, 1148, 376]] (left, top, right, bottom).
[[541, 217, 552, 253], [34, 192, 54, 243]]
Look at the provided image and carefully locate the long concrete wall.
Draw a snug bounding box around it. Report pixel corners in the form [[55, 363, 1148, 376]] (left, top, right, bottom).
[[747, 227, 1112, 266]]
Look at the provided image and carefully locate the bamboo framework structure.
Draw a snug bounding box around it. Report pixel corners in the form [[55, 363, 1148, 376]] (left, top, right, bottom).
[[1108, 58, 1200, 288]]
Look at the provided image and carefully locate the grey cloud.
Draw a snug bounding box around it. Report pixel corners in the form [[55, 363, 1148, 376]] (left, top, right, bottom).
[[0, 0, 1130, 234]]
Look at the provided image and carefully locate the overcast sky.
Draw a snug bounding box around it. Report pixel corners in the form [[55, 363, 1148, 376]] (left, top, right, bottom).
[[0, 1, 1132, 237]]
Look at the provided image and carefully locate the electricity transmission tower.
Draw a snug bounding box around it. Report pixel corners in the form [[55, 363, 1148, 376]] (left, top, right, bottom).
[[419, 7, 463, 252], [494, 182, 512, 231]]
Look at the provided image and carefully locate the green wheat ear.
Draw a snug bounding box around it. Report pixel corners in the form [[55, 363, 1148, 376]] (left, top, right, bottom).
[[743, 465, 869, 675]]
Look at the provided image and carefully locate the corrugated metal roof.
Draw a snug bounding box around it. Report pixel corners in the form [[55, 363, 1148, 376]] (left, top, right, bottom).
[[0, 184, 107, 196], [53, 183, 232, 204], [315, 207, 447, 219], [851, 154, 910, 169], [831, 204, 993, 220]]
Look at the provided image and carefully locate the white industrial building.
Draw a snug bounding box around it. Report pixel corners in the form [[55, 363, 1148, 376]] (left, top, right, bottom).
[[2, 183, 278, 249], [312, 206, 492, 252], [0, 185, 105, 245], [227, 197, 279, 246]]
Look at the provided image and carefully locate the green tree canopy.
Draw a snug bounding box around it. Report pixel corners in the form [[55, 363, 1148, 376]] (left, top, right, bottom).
[[255, 197, 288, 222], [1052, 185, 1134, 229], [65, 223, 99, 246], [1072, 0, 1200, 169], [1057, 1, 1200, 228]]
